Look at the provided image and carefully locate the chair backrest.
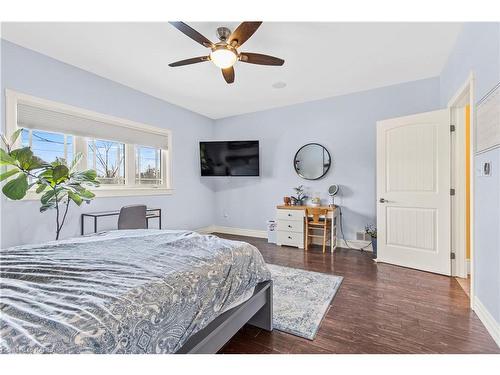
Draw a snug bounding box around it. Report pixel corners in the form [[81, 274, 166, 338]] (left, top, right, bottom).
[[118, 205, 147, 230], [306, 207, 329, 224]]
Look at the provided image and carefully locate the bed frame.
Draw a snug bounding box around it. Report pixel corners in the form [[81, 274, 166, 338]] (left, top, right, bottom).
[[176, 280, 273, 354]]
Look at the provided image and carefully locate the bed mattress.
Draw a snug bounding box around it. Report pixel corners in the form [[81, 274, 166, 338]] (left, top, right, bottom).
[[0, 230, 271, 353]]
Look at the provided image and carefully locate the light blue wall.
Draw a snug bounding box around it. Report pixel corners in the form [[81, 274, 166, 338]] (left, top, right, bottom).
[[212, 78, 441, 238], [474, 149, 500, 324], [0, 40, 215, 247], [439, 22, 500, 325], [440, 23, 500, 105]]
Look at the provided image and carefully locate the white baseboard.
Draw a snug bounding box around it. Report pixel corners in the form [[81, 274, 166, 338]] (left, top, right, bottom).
[[337, 239, 372, 251], [473, 296, 500, 348], [195, 225, 371, 251], [195, 225, 267, 239], [195, 225, 217, 234]]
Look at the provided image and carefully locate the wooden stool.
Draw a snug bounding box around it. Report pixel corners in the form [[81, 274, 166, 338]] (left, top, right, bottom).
[[305, 207, 331, 253]]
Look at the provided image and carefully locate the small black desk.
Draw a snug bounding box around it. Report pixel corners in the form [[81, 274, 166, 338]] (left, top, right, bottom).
[[81, 208, 162, 235]]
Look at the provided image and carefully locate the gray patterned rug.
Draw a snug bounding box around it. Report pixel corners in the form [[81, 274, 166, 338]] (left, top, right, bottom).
[[267, 264, 343, 340]]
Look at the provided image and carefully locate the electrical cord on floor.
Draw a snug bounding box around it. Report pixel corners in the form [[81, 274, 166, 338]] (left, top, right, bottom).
[[338, 206, 372, 252]]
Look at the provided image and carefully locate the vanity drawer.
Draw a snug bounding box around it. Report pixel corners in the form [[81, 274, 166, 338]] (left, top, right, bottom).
[[277, 219, 303, 233], [277, 231, 304, 248], [277, 209, 305, 221]]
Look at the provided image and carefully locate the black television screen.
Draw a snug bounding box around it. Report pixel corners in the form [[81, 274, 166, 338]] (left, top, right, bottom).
[[200, 141, 259, 176]]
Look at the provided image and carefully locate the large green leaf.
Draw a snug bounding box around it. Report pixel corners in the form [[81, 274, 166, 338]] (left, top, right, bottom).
[[38, 169, 53, 180], [0, 168, 19, 182], [2, 173, 28, 200], [10, 147, 34, 169], [26, 155, 48, 171], [0, 148, 16, 166], [74, 169, 97, 180], [68, 191, 83, 206], [69, 152, 83, 172], [35, 184, 48, 194], [78, 188, 95, 199], [40, 189, 56, 204], [40, 201, 56, 213], [52, 165, 69, 183], [10, 129, 23, 145]]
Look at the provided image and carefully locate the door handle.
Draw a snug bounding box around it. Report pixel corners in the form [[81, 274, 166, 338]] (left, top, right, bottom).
[[379, 198, 388, 203]]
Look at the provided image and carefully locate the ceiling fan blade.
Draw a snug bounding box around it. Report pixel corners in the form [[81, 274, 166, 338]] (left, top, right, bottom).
[[169, 56, 210, 67], [169, 21, 214, 48], [222, 67, 235, 84], [239, 52, 285, 66], [228, 22, 262, 47]]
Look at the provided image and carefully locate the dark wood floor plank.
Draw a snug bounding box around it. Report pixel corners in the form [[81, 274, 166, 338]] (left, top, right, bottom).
[[216, 233, 500, 354]]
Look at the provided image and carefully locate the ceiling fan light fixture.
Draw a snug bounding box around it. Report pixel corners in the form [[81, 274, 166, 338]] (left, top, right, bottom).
[[210, 47, 237, 69], [168, 22, 284, 84]]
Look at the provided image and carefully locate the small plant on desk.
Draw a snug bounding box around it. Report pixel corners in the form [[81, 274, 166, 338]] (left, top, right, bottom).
[[1, 129, 100, 240], [291, 185, 308, 205]]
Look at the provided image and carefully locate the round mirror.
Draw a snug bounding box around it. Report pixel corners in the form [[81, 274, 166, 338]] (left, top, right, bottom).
[[294, 143, 331, 180]]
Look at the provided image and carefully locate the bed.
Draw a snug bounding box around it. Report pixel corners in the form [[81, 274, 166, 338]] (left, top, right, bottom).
[[0, 229, 272, 354]]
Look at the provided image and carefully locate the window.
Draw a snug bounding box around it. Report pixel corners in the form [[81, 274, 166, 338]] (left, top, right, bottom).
[[136, 146, 162, 185], [21, 129, 73, 164], [7, 90, 172, 198], [88, 139, 125, 184]]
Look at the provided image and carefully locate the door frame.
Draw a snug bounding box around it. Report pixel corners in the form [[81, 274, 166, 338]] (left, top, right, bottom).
[[447, 72, 475, 306]]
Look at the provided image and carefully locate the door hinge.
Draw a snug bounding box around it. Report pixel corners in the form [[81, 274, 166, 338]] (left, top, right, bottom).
[[450, 124, 456, 132], [450, 252, 456, 260], [450, 188, 455, 196]]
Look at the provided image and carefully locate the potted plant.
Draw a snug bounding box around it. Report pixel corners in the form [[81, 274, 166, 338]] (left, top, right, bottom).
[[291, 185, 307, 206], [365, 224, 377, 259], [1, 129, 100, 240]]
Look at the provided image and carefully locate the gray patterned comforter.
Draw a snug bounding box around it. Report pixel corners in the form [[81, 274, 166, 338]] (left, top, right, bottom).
[[0, 230, 271, 353]]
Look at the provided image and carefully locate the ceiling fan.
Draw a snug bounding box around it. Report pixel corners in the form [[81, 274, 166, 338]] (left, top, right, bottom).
[[168, 21, 285, 84]]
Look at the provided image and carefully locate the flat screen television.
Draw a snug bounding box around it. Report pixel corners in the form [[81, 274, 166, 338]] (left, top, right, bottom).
[[200, 140, 259, 176]]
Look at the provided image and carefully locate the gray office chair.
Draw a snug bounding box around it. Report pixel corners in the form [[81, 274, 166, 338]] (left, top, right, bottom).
[[118, 205, 147, 230]]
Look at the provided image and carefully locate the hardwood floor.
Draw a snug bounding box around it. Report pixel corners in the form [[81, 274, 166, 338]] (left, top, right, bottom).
[[216, 233, 500, 354]]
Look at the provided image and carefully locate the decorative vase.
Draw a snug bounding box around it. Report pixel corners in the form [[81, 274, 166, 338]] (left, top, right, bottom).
[[371, 237, 377, 259]]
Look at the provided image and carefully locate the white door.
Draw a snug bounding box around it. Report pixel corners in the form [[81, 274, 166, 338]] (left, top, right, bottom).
[[376, 109, 451, 275]]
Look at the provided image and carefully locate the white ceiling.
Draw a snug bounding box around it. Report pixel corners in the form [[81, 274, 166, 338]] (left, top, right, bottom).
[[2, 22, 462, 119]]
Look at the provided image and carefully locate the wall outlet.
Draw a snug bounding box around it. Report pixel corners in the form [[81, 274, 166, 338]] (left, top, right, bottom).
[[356, 231, 371, 241]]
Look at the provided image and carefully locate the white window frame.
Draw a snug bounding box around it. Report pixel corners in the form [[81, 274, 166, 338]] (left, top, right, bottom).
[[21, 128, 74, 162], [5, 89, 173, 199], [135, 145, 163, 186]]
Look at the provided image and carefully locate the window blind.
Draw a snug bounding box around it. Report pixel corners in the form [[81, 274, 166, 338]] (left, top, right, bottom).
[[17, 103, 169, 149]]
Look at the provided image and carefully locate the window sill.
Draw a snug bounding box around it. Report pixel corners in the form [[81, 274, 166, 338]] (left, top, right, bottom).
[[22, 186, 174, 200]]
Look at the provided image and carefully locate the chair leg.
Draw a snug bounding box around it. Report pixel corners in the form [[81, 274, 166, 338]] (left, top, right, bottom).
[[322, 225, 327, 253], [305, 220, 308, 251], [330, 225, 334, 254]]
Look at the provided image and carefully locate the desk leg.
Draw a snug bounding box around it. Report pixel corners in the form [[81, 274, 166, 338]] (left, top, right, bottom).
[[159, 210, 162, 229], [94, 217, 97, 233], [81, 215, 84, 236]]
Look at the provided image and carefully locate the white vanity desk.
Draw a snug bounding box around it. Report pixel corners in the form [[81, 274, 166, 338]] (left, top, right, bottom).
[[276, 205, 339, 253]]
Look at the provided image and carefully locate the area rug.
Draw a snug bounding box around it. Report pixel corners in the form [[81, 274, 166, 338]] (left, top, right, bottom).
[[267, 264, 343, 340]]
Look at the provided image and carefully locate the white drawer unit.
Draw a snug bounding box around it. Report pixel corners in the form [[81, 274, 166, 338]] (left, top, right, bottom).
[[277, 219, 304, 232], [276, 208, 305, 249], [276, 209, 305, 221], [277, 231, 304, 248], [276, 205, 339, 252]]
